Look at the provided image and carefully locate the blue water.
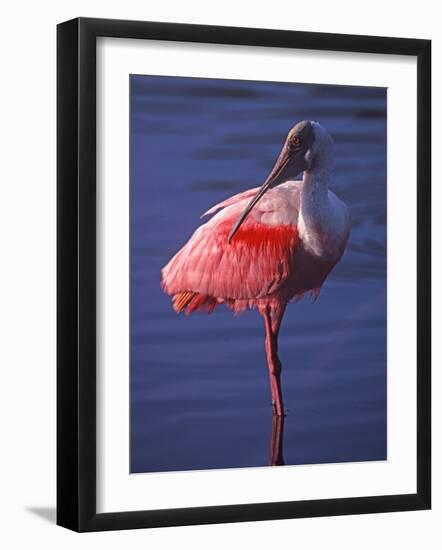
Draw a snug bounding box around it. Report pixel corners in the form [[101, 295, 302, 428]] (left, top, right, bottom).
[[130, 75, 387, 473]]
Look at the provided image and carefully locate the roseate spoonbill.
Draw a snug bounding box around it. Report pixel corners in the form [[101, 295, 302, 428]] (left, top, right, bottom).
[[161, 120, 350, 416]]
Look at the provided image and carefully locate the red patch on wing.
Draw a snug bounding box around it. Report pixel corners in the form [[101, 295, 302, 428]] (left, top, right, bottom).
[[217, 218, 299, 251]]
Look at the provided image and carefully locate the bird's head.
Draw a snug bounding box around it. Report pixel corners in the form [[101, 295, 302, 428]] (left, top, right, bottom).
[[228, 121, 333, 243]]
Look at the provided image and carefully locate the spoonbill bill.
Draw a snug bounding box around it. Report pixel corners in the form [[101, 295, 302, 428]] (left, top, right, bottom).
[[161, 120, 350, 416]]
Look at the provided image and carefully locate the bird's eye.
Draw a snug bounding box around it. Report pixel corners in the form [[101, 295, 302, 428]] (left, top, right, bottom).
[[292, 136, 302, 147]]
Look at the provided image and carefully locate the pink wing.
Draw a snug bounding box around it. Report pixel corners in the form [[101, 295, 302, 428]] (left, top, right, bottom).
[[201, 187, 260, 218], [161, 186, 300, 313]]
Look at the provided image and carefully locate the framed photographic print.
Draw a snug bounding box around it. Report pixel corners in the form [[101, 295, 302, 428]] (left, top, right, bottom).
[[57, 17, 431, 531]]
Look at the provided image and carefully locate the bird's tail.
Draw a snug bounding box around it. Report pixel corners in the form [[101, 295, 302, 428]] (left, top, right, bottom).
[[172, 291, 218, 315]]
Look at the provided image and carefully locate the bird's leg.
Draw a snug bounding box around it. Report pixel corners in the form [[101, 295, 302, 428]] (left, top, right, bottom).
[[263, 306, 285, 416], [269, 412, 285, 466], [271, 303, 286, 353]]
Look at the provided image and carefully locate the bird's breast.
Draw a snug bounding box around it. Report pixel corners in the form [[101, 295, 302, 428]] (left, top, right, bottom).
[[298, 196, 349, 262]]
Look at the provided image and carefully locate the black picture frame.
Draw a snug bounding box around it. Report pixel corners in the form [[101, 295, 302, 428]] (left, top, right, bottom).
[[57, 17, 431, 532]]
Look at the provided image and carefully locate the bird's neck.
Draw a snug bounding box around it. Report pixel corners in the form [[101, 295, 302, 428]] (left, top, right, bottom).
[[298, 156, 333, 259], [301, 136, 334, 202], [300, 162, 331, 214]]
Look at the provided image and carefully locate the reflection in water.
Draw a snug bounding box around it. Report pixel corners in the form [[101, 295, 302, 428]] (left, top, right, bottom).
[[269, 414, 285, 466]]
